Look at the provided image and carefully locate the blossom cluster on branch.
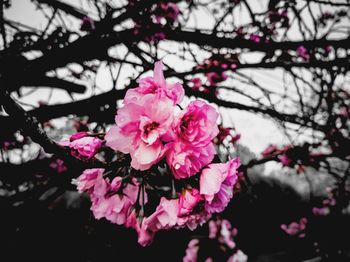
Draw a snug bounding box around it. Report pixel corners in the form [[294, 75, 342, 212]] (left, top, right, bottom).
[[68, 61, 240, 246]]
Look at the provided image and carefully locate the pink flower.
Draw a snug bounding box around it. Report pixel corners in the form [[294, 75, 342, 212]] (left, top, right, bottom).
[[70, 137, 102, 159], [175, 100, 219, 147], [49, 159, 67, 173], [215, 125, 231, 144], [249, 33, 261, 43], [200, 158, 240, 213], [312, 207, 330, 216], [178, 188, 203, 216], [219, 219, 236, 249], [206, 72, 227, 86], [189, 77, 203, 91], [183, 239, 199, 262], [166, 142, 215, 179], [278, 154, 292, 166], [161, 2, 180, 23], [124, 61, 184, 105], [281, 217, 307, 237], [105, 95, 173, 170], [227, 250, 248, 262], [60, 136, 102, 159], [208, 220, 219, 239], [91, 178, 145, 225], [74, 168, 104, 193], [135, 197, 179, 246], [297, 46, 310, 61]]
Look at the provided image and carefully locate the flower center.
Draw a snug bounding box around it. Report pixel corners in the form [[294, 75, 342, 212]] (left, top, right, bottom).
[[144, 121, 160, 135]]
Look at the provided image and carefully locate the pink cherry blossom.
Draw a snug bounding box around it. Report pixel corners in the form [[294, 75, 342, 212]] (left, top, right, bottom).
[[206, 72, 227, 86], [312, 207, 330, 216], [134, 197, 178, 246], [166, 142, 215, 179], [250, 33, 261, 43], [74, 168, 104, 193], [183, 239, 199, 262], [175, 100, 219, 147], [209, 220, 219, 239], [297, 46, 310, 61], [200, 158, 240, 213], [105, 95, 174, 170], [124, 61, 184, 105], [219, 219, 236, 249], [278, 154, 292, 166], [163, 2, 180, 23], [178, 188, 203, 216], [60, 136, 102, 159], [189, 77, 203, 91], [91, 178, 145, 225], [49, 159, 67, 173], [281, 217, 307, 237]]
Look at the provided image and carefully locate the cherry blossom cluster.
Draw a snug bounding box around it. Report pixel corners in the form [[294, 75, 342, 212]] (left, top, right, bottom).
[[130, 1, 180, 43], [214, 125, 241, 146], [280, 217, 307, 238], [195, 54, 239, 88], [70, 61, 240, 246], [261, 144, 325, 173], [183, 218, 248, 262], [312, 187, 337, 216]]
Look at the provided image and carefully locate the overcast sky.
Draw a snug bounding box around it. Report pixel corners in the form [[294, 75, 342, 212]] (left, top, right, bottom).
[[5, 0, 343, 172]]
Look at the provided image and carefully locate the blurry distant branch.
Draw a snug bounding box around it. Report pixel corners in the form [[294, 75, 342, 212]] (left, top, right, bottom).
[[34, 0, 89, 20], [308, 0, 350, 7], [0, 88, 126, 135], [25, 76, 87, 94], [166, 30, 350, 52]]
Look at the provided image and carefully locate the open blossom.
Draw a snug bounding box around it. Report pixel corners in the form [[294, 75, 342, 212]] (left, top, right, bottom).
[[105, 95, 173, 170], [134, 197, 179, 246], [200, 158, 240, 213], [60, 136, 102, 159], [175, 100, 219, 147], [124, 61, 184, 105], [90, 177, 145, 225], [166, 142, 215, 179], [178, 188, 203, 216], [74, 168, 104, 193]]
